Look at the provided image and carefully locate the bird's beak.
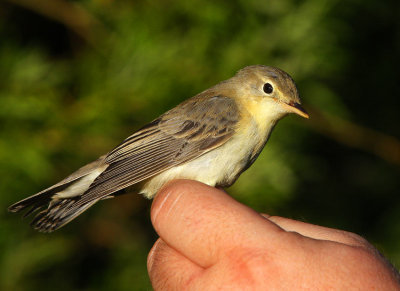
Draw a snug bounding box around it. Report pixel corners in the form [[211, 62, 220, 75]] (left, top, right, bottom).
[[281, 101, 309, 119]]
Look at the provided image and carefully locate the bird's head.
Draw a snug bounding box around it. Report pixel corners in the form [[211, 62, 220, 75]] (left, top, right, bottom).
[[233, 65, 309, 120]]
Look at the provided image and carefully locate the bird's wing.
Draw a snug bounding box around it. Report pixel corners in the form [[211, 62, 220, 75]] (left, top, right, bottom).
[[79, 94, 240, 204], [16, 94, 239, 232]]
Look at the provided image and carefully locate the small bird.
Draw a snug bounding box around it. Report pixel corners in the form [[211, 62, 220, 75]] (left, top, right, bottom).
[[8, 65, 308, 232]]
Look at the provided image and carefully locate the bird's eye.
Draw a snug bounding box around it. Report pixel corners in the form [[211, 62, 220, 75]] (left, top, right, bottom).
[[263, 83, 274, 94]]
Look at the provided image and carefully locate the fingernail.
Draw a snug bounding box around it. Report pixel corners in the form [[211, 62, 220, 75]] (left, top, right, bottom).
[[260, 213, 271, 219]]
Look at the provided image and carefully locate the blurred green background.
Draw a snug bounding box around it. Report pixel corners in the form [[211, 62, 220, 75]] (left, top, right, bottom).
[[1, 0, 399, 290]]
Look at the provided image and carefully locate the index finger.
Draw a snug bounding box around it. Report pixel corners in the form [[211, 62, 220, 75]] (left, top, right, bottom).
[[150, 180, 283, 268], [265, 215, 371, 248]]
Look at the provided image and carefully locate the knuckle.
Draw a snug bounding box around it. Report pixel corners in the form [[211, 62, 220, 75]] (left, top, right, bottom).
[[224, 247, 273, 285]]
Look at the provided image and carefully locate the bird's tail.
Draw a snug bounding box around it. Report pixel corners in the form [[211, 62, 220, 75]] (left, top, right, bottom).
[[8, 157, 108, 232], [9, 193, 100, 232], [36, 198, 100, 232]]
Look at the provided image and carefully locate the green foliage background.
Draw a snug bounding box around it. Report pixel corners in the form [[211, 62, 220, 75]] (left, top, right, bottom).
[[1, 0, 399, 290]]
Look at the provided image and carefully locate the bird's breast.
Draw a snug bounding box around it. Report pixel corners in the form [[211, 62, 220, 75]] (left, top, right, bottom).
[[140, 116, 273, 198]]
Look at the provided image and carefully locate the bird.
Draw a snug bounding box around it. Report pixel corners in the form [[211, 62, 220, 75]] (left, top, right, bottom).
[[8, 65, 309, 232]]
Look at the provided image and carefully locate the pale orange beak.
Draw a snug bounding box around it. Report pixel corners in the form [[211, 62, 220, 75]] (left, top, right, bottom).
[[281, 101, 309, 119]]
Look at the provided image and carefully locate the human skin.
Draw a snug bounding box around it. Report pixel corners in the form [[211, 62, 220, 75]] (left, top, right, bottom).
[[147, 180, 400, 290]]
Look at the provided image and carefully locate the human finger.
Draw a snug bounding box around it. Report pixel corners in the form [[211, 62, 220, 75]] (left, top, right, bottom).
[[265, 215, 370, 248], [151, 180, 281, 268], [147, 238, 203, 291]]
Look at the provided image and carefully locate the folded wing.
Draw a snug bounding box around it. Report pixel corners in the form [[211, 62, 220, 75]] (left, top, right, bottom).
[[9, 94, 239, 232]]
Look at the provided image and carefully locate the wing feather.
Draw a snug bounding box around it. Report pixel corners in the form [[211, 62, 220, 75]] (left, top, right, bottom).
[[8, 156, 106, 213], [17, 95, 240, 231], [79, 95, 239, 205]]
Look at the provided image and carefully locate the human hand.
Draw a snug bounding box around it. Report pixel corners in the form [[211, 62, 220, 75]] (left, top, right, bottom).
[[147, 180, 400, 290]]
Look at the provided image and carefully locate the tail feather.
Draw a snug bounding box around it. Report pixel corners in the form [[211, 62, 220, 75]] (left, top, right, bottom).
[[30, 198, 100, 232], [8, 156, 109, 232], [8, 179, 102, 232]]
